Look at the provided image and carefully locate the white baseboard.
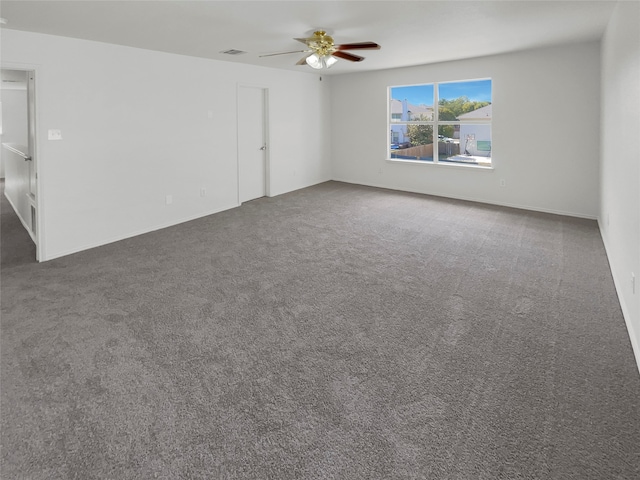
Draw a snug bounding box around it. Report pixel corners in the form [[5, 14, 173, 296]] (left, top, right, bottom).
[[43, 203, 240, 261], [331, 178, 597, 220], [42, 176, 332, 261], [268, 176, 332, 198], [598, 219, 640, 376]]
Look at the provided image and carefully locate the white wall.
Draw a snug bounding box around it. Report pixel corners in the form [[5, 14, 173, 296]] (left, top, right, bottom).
[[1, 29, 331, 260], [331, 42, 601, 218], [600, 1, 640, 371]]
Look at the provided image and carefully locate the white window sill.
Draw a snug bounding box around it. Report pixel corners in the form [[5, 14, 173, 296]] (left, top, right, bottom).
[[386, 158, 494, 170]]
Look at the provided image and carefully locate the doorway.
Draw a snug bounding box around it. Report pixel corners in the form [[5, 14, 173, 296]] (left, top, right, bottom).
[[1, 67, 40, 261], [237, 85, 268, 203]]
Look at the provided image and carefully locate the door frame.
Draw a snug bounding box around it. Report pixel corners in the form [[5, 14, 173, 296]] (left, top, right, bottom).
[[2, 62, 44, 261], [236, 83, 270, 205]]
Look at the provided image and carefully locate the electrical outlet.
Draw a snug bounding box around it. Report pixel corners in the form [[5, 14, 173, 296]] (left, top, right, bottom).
[[200, 188, 206, 197], [499, 179, 506, 187], [48, 129, 62, 140], [166, 195, 173, 205]]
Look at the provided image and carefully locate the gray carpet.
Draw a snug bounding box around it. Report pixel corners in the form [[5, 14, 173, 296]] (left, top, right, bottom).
[[1, 180, 36, 268], [1, 180, 639, 479]]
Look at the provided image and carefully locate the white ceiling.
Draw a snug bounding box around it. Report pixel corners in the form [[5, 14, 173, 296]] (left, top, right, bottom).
[[0, 0, 618, 75]]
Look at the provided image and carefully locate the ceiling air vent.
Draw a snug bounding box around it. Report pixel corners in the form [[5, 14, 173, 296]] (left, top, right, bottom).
[[221, 49, 247, 56]]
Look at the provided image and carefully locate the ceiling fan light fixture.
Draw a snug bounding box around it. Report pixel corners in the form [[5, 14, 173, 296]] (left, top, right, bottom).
[[305, 53, 323, 69], [306, 53, 338, 69], [265, 30, 379, 68], [324, 55, 338, 68]]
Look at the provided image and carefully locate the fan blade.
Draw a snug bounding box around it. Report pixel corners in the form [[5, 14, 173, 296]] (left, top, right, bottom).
[[259, 50, 308, 58], [332, 51, 365, 62], [335, 42, 381, 51], [296, 54, 312, 66], [294, 37, 314, 45]]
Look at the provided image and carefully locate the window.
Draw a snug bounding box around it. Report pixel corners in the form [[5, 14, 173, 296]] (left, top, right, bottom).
[[389, 79, 492, 166]]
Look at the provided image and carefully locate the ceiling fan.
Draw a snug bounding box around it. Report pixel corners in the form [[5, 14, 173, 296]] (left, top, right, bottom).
[[260, 30, 381, 69]]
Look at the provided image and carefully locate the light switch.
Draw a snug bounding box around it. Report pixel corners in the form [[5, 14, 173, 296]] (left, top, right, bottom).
[[48, 129, 62, 140]]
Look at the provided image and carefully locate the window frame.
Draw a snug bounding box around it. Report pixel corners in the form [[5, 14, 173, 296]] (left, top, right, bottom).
[[387, 78, 492, 167]]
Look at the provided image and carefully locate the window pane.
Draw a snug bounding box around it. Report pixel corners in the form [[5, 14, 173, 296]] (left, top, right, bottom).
[[438, 79, 492, 120], [437, 125, 460, 159], [390, 124, 434, 161], [439, 124, 491, 166], [390, 84, 434, 122]]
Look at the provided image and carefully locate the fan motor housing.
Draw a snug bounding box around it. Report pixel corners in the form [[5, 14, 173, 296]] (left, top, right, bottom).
[[309, 31, 335, 55]]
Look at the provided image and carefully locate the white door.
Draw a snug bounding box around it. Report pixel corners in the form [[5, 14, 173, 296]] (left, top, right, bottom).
[[238, 86, 267, 203]]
